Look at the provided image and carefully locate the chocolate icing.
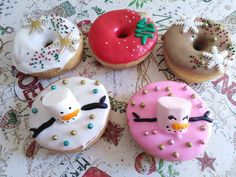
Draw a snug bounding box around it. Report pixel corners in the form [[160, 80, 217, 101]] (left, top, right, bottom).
[[164, 18, 234, 77]]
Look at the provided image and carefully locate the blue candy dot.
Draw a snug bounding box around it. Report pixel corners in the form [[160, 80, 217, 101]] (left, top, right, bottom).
[[63, 140, 70, 146], [51, 85, 56, 90], [92, 89, 98, 94], [32, 108, 38, 114], [87, 123, 93, 129]]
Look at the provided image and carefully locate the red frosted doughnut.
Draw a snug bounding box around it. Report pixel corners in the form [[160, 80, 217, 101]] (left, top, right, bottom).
[[88, 9, 158, 69]]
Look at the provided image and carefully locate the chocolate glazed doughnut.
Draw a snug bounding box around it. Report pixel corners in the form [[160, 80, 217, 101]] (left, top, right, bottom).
[[163, 16, 235, 83]]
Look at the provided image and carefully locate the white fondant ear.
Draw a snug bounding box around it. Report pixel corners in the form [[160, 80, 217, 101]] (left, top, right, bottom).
[[157, 96, 192, 133], [42, 87, 81, 121]]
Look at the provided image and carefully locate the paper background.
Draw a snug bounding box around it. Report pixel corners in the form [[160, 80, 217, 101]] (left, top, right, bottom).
[[0, 0, 236, 176]]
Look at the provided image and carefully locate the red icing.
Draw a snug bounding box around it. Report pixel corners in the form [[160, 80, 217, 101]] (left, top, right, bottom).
[[88, 9, 158, 64]]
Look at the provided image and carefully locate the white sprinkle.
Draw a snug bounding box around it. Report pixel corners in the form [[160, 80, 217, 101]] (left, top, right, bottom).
[[133, 16, 135, 19], [128, 20, 132, 23], [144, 49, 147, 52], [133, 41, 135, 43], [125, 15, 128, 18], [126, 46, 128, 49], [137, 45, 140, 48], [132, 49, 135, 51], [131, 54, 134, 57], [132, 12, 135, 14], [123, 39, 126, 42], [138, 54, 140, 56], [105, 42, 108, 45], [118, 42, 121, 44]]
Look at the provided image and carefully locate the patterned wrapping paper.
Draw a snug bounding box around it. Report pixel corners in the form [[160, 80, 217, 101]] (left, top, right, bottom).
[[0, 0, 236, 176]]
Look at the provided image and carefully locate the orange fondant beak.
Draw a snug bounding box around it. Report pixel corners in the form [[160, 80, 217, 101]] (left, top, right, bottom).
[[62, 109, 80, 121], [171, 123, 189, 131]]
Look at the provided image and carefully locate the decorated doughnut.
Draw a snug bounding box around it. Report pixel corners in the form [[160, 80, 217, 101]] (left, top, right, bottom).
[[13, 16, 83, 78], [29, 77, 110, 152], [88, 9, 158, 69], [163, 16, 235, 83], [126, 81, 213, 161]]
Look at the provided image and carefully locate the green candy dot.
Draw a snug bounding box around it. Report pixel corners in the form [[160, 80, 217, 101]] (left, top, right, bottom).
[[92, 89, 98, 94], [31, 108, 38, 114], [87, 123, 93, 129], [51, 85, 56, 90], [63, 140, 70, 146]]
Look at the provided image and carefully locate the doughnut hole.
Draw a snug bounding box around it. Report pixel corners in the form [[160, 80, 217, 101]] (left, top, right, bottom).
[[115, 28, 131, 38], [193, 35, 213, 51], [43, 32, 57, 47]]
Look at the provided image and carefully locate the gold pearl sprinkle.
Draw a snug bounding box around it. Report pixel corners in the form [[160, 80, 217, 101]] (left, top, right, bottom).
[[52, 135, 58, 140], [71, 130, 77, 135], [165, 86, 170, 91], [168, 93, 173, 96], [200, 60, 206, 66], [228, 43, 233, 49], [140, 102, 145, 108], [89, 114, 95, 119], [191, 94, 196, 99], [186, 142, 192, 148], [62, 79, 68, 85], [173, 152, 179, 158], [212, 37, 217, 42], [154, 86, 159, 91], [95, 81, 100, 85], [143, 89, 148, 94], [216, 25, 223, 30], [80, 80, 86, 85], [159, 144, 165, 150], [131, 101, 136, 106], [202, 22, 208, 27], [200, 125, 206, 131]]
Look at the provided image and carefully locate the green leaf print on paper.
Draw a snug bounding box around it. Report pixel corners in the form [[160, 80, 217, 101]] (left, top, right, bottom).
[[128, 0, 152, 9], [109, 96, 127, 113], [157, 159, 179, 177], [104, 0, 113, 3], [91, 6, 106, 16]]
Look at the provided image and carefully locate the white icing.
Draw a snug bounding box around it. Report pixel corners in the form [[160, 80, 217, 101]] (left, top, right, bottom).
[[42, 87, 81, 123], [13, 16, 82, 74], [174, 16, 203, 33], [29, 77, 110, 151], [203, 46, 230, 73], [157, 97, 192, 133]]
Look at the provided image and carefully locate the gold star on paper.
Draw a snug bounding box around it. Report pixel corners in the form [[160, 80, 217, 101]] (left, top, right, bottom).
[[57, 32, 77, 52], [28, 17, 43, 34]]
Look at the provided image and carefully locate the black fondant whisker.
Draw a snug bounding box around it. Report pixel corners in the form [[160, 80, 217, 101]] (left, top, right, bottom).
[[30, 117, 56, 138], [132, 112, 140, 118], [132, 112, 157, 122], [81, 95, 108, 111], [189, 111, 213, 123]]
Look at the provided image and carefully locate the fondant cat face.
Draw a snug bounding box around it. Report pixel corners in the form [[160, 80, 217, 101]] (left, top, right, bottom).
[[157, 96, 192, 133], [42, 87, 81, 123]]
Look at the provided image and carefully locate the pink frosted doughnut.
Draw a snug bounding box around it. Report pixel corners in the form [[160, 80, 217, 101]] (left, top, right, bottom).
[[126, 81, 213, 161], [88, 9, 158, 69]]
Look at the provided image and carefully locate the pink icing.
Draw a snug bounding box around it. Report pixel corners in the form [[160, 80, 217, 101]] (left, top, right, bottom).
[[88, 9, 158, 64], [126, 81, 212, 161]]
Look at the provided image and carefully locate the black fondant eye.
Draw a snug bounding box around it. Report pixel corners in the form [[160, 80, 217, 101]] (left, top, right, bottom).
[[60, 112, 64, 114], [183, 115, 188, 120], [168, 115, 177, 120], [69, 107, 71, 110]]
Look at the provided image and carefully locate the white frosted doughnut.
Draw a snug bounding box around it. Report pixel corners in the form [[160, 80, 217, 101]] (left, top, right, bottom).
[[13, 16, 83, 77], [29, 77, 110, 152]]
